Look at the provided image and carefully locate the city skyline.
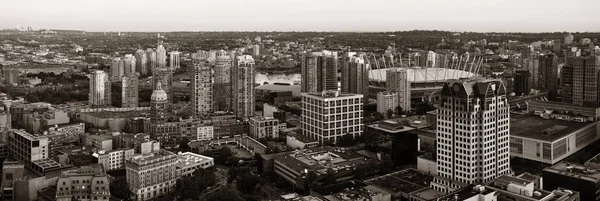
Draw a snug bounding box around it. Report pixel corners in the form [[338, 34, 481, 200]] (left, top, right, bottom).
[[3, 0, 600, 32]]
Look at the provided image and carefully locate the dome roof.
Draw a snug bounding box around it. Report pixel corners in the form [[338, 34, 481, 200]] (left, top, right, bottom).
[[151, 81, 168, 102], [369, 67, 476, 83]]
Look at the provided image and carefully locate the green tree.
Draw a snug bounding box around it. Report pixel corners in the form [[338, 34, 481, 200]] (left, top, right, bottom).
[[177, 168, 217, 200], [179, 137, 191, 151], [336, 134, 356, 147], [109, 177, 131, 201], [227, 167, 250, 183], [236, 174, 261, 194], [202, 188, 244, 201], [386, 109, 393, 119]]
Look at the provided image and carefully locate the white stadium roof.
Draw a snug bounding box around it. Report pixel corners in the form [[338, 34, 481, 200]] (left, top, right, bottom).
[[368, 67, 477, 83]]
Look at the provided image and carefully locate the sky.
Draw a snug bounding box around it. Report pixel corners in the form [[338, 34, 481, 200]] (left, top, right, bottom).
[[1, 0, 600, 32]]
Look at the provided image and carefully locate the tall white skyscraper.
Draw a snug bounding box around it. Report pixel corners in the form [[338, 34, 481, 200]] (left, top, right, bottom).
[[89, 70, 111, 107], [123, 54, 136, 75], [169, 51, 180, 69], [233, 55, 255, 119], [431, 79, 510, 193], [386, 69, 411, 111], [135, 49, 148, 75], [301, 91, 363, 145], [110, 57, 124, 82], [156, 44, 167, 68], [191, 59, 214, 116]]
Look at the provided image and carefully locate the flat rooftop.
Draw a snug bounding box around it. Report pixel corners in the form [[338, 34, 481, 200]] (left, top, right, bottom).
[[176, 152, 213, 168], [85, 110, 150, 119], [510, 114, 595, 142], [544, 162, 600, 183], [411, 188, 446, 200], [366, 169, 432, 194]]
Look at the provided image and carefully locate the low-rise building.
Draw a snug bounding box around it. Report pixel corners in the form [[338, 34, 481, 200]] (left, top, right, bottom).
[[510, 114, 600, 164], [55, 165, 111, 201], [286, 132, 318, 149], [487, 174, 579, 201], [312, 180, 391, 201], [114, 133, 160, 154], [85, 135, 113, 151], [126, 151, 178, 201], [543, 161, 600, 201], [175, 152, 214, 177], [376, 92, 398, 115], [250, 116, 285, 139], [95, 148, 134, 171]]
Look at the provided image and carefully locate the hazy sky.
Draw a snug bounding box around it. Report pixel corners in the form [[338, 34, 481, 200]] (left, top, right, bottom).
[[2, 0, 599, 32]]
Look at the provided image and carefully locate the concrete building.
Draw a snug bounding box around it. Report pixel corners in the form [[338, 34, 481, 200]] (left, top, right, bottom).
[[122, 73, 139, 108], [510, 114, 600, 164], [85, 135, 113, 151], [169, 51, 180, 69], [301, 91, 363, 145], [273, 147, 374, 190], [286, 133, 318, 149], [156, 44, 167, 68], [214, 55, 233, 112], [175, 152, 214, 177], [110, 57, 124, 82], [233, 55, 255, 119], [95, 148, 134, 171], [312, 180, 391, 201], [23, 108, 69, 134], [114, 133, 161, 155], [55, 165, 110, 201], [376, 92, 398, 115], [126, 151, 178, 201], [538, 54, 559, 100], [145, 49, 157, 74], [1, 159, 25, 201], [135, 49, 148, 75], [150, 82, 168, 124], [89, 71, 111, 107], [123, 54, 137, 75], [191, 59, 214, 116], [341, 53, 370, 103], [3, 68, 20, 86], [561, 57, 600, 106], [152, 67, 174, 102], [386, 68, 411, 111], [543, 162, 599, 201], [488, 174, 579, 201], [249, 116, 285, 139], [8, 129, 61, 174], [301, 51, 338, 93], [195, 125, 214, 141], [514, 69, 531, 96], [564, 33, 574, 45], [431, 79, 510, 192]]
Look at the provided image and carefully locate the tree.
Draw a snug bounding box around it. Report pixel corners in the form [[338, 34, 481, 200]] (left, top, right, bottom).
[[325, 168, 337, 184], [236, 174, 261, 194], [179, 137, 191, 151], [228, 167, 251, 183], [109, 177, 131, 201], [177, 168, 217, 200], [386, 109, 393, 119], [396, 106, 404, 115], [202, 188, 244, 201], [379, 154, 394, 174]]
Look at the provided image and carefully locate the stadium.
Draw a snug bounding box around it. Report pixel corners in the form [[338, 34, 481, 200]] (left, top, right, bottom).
[[367, 56, 484, 100]]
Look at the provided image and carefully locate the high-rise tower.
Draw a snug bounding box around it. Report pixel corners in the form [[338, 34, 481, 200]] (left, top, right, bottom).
[[89, 70, 111, 107], [191, 59, 214, 116], [110, 58, 124, 82], [156, 44, 167, 68], [233, 55, 255, 119], [135, 49, 148, 75], [152, 68, 174, 102], [169, 51, 180, 69], [386, 69, 411, 111], [538, 54, 558, 101], [341, 52, 370, 103], [561, 56, 600, 106], [301, 51, 338, 93], [123, 54, 136, 75], [146, 48, 157, 74], [214, 54, 233, 112], [122, 73, 139, 108], [431, 79, 510, 193]]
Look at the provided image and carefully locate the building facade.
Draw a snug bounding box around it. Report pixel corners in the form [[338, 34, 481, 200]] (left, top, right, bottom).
[[301, 51, 338, 93], [96, 148, 134, 171], [301, 91, 363, 144], [191, 59, 214, 116], [89, 70, 111, 107], [538, 54, 558, 100], [214, 55, 233, 112], [169, 51, 180, 69], [386, 68, 411, 111], [341, 53, 370, 103], [122, 73, 139, 108], [126, 151, 178, 201], [249, 116, 285, 139], [152, 67, 174, 102], [431, 79, 510, 192], [561, 57, 600, 106], [55, 165, 111, 201], [233, 55, 255, 119], [376, 92, 399, 115], [156, 44, 167, 68], [514, 69, 531, 96], [135, 49, 148, 75]]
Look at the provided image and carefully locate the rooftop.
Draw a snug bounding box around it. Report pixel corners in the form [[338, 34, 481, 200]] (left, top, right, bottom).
[[510, 114, 595, 142], [176, 152, 213, 168], [366, 169, 432, 194], [313, 180, 390, 201], [369, 67, 477, 83], [544, 161, 600, 183], [85, 110, 150, 119], [274, 147, 369, 174], [60, 164, 105, 177]]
